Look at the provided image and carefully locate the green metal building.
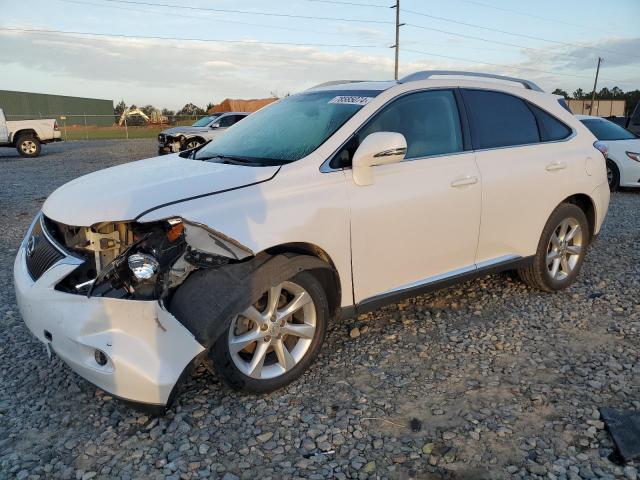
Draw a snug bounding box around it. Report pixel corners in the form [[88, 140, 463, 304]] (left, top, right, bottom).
[[0, 90, 114, 126]]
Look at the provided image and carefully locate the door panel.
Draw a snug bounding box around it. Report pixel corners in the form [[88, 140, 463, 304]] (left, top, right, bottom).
[[459, 88, 581, 264], [348, 152, 481, 303], [474, 143, 582, 263]]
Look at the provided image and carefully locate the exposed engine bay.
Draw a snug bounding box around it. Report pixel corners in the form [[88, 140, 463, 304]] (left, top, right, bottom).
[[44, 215, 253, 301]]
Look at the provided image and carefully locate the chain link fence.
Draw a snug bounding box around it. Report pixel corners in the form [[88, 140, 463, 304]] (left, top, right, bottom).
[[5, 113, 213, 141]]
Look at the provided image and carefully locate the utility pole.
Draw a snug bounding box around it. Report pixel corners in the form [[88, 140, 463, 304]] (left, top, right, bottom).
[[589, 57, 603, 116], [392, 0, 401, 80]]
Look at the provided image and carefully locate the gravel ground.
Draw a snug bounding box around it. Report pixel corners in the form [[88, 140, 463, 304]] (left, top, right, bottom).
[[0, 140, 639, 480]]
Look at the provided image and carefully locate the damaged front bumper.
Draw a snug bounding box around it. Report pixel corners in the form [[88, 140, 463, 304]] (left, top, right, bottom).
[[13, 220, 205, 406], [157, 134, 181, 155]]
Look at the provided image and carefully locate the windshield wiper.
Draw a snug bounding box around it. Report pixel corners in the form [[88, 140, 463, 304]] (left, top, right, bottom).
[[197, 154, 288, 167]]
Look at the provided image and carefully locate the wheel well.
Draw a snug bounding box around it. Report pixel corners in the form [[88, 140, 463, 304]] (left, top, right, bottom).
[[563, 194, 596, 240], [264, 242, 341, 319], [181, 135, 204, 144], [12, 129, 38, 145], [606, 157, 620, 172]]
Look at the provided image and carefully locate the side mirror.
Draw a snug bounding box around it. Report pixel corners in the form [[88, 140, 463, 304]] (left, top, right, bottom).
[[352, 132, 407, 186], [210, 123, 220, 129]]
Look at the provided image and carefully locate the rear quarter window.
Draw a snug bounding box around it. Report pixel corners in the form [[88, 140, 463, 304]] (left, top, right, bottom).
[[528, 104, 572, 141]]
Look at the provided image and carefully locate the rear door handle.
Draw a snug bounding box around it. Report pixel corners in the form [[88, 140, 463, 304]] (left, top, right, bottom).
[[450, 175, 478, 188], [546, 161, 567, 171]]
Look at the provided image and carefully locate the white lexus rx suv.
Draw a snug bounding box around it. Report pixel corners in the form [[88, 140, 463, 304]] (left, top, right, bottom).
[[14, 71, 610, 410]]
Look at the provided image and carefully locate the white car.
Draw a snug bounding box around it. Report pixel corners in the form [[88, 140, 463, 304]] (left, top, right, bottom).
[[576, 114, 640, 191], [157, 112, 249, 155], [14, 71, 610, 410]]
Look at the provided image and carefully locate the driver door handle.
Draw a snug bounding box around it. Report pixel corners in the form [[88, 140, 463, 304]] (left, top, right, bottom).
[[450, 175, 478, 188], [546, 161, 567, 171]]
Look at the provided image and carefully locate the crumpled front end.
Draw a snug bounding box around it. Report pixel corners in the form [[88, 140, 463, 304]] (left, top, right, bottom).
[[157, 133, 183, 155], [13, 214, 206, 406]]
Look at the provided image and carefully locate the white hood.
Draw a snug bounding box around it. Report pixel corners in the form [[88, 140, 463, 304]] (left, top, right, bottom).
[[42, 154, 279, 226]]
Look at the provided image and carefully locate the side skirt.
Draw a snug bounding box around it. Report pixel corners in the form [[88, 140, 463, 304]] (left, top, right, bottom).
[[338, 256, 534, 318]]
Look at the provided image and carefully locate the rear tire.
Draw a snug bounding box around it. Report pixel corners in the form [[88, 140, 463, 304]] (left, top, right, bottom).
[[518, 203, 590, 292], [211, 271, 329, 393], [16, 134, 41, 157], [606, 159, 620, 192]]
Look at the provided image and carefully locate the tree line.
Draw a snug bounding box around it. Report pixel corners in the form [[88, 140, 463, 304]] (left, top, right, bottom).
[[113, 87, 640, 122], [551, 87, 640, 116]]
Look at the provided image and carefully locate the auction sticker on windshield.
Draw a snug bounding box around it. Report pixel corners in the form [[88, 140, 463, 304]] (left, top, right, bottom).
[[328, 96, 373, 106]]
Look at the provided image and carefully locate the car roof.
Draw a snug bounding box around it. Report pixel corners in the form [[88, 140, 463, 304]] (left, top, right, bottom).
[[307, 70, 545, 94]]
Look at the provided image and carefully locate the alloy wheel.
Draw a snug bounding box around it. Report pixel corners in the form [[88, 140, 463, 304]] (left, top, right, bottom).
[[228, 281, 316, 380], [546, 217, 583, 281], [21, 140, 37, 155], [606, 164, 613, 186]]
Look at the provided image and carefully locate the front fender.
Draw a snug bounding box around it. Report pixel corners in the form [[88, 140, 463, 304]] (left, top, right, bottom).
[[168, 253, 334, 348]]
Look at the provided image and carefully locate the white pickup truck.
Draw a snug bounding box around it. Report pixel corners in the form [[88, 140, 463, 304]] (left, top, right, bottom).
[[0, 108, 62, 157]]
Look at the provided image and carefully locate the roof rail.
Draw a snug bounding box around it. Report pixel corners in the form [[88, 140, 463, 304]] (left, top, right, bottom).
[[398, 70, 543, 92], [308, 80, 365, 90]]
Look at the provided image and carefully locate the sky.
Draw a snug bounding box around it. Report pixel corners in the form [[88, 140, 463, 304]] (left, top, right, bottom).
[[0, 0, 638, 110]]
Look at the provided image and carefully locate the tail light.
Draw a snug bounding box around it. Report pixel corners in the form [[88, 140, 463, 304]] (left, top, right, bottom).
[[54, 121, 59, 131], [593, 141, 608, 159]]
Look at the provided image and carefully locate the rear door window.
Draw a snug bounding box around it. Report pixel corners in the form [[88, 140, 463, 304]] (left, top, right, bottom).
[[218, 115, 235, 128], [461, 89, 540, 149]]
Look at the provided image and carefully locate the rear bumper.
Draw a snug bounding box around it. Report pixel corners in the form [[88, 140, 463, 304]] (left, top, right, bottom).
[[13, 218, 205, 406]]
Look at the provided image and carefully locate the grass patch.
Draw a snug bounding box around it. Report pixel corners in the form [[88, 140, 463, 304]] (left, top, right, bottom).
[[61, 126, 165, 141]]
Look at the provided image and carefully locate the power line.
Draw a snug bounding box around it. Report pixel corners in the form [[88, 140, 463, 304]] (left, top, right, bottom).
[[405, 23, 590, 62], [65, 0, 523, 57], [0, 26, 385, 49], [101, 0, 394, 24], [60, 0, 344, 37], [0, 25, 394, 67], [66, 0, 634, 75], [402, 47, 633, 86], [304, 0, 391, 7], [449, 0, 602, 32], [63, 0, 524, 57], [402, 8, 635, 59]]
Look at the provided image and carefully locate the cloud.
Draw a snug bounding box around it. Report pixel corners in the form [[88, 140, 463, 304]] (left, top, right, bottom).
[[548, 37, 640, 70], [335, 25, 388, 43], [0, 28, 402, 108], [1, 27, 637, 109]]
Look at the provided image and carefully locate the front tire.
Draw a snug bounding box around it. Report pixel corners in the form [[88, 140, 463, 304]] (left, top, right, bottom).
[[606, 159, 620, 192], [182, 137, 203, 151], [518, 203, 589, 292], [211, 271, 329, 393], [16, 134, 41, 157]]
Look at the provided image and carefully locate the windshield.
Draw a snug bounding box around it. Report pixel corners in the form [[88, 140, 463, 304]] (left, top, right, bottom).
[[196, 89, 382, 164], [581, 118, 636, 141], [192, 114, 221, 127]]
